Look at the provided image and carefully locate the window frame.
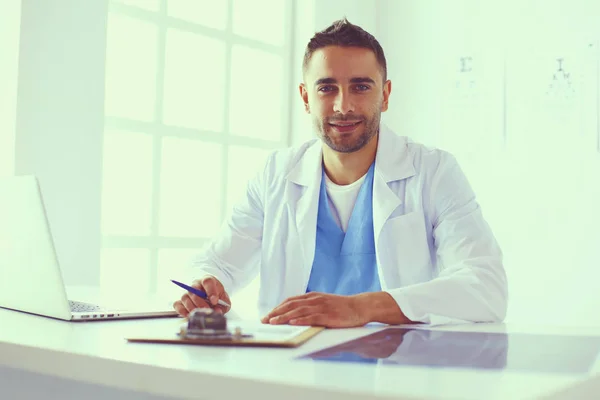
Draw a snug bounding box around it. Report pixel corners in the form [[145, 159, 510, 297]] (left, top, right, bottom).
[[102, 0, 295, 295]]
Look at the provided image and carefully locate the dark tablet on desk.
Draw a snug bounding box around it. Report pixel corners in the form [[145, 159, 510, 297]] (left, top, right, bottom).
[[299, 327, 600, 374]]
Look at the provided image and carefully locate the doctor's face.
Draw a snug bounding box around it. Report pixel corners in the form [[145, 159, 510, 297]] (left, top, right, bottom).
[[300, 46, 391, 153]]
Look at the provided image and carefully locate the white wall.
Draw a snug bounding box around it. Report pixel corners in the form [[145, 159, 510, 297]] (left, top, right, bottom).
[[312, 0, 378, 33], [14, 0, 107, 285], [0, 0, 21, 177], [379, 0, 600, 326]]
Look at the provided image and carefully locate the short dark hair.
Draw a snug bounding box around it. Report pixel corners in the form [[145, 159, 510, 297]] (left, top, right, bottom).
[[303, 18, 387, 82]]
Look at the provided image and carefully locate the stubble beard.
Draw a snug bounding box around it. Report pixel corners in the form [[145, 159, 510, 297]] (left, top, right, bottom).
[[315, 110, 381, 153]]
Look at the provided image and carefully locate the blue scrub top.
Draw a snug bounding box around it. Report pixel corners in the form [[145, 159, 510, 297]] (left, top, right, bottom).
[[306, 163, 381, 295]]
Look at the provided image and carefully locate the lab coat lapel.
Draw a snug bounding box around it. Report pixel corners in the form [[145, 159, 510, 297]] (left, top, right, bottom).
[[285, 141, 323, 291], [372, 173, 402, 245], [372, 126, 416, 243]]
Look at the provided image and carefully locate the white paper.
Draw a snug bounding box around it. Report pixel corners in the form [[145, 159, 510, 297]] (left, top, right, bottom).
[[226, 320, 312, 342]]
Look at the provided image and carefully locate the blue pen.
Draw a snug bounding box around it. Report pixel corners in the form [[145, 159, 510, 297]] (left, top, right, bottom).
[[171, 279, 231, 308]]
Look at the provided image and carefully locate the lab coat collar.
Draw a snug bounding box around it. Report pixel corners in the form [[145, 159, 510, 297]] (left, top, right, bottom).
[[286, 138, 322, 186], [375, 124, 416, 183], [286, 124, 415, 186]]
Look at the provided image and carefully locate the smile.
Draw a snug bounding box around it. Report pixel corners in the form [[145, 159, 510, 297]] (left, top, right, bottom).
[[329, 121, 362, 127], [328, 121, 362, 133]]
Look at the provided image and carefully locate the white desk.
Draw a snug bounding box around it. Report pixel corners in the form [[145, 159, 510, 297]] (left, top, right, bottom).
[[1, 308, 599, 400]]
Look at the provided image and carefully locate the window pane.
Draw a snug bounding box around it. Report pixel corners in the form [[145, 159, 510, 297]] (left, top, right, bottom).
[[232, 0, 285, 46], [226, 146, 271, 211], [167, 0, 227, 30], [105, 13, 157, 121], [113, 0, 160, 12], [100, 248, 150, 296], [163, 29, 226, 131], [159, 138, 222, 237], [101, 130, 153, 235], [156, 248, 199, 299], [229, 46, 283, 141]]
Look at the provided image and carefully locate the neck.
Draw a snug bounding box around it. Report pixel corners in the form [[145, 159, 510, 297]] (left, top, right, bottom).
[[322, 134, 378, 185]]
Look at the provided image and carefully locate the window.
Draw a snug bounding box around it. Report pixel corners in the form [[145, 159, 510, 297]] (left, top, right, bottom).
[[102, 0, 293, 318], [0, 0, 21, 177]]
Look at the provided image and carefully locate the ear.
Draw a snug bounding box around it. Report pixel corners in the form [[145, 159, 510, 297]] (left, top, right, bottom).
[[299, 83, 310, 114], [381, 80, 392, 112]]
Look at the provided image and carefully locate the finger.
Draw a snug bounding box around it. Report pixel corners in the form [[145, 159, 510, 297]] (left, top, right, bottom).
[[187, 293, 211, 309], [261, 300, 298, 323], [263, 299, 316, 323], [213, 305, 227, 314], [269, 306, 317, 325], [287, 294, 323, 306], [273, 295, 322, 315], [278, 292, 319, 305], [215, 289, 232, 309], [200, 276, 222, 306], [182, 295, 201, 313], [203, 281, 232, 312], [215, 296, 232, 313], [289, 314, 326, 326], [173, 301, 188, 317], [190, 279, 205, 290]]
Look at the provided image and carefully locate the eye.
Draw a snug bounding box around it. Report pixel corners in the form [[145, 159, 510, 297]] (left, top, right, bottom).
[[318, 85, 336, 93], [354, 84, 370, 91]]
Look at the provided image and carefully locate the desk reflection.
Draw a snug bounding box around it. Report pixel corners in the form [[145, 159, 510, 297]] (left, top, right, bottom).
[[301, 328, 600, 374], [302, 328, 508, 369]]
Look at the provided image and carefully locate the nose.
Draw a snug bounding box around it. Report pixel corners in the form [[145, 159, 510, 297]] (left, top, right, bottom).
[[333, 90, 355, 115]]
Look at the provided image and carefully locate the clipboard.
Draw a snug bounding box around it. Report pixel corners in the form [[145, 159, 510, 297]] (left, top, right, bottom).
[[126, 320, 325, 348]]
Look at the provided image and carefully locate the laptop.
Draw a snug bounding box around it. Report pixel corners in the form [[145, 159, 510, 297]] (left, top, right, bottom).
[[0, 175, 178, 321]]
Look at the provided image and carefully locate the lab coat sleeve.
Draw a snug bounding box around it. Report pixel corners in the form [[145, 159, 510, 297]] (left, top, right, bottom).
[[188, 157, 268, 294], [386, 152, 508, 325]]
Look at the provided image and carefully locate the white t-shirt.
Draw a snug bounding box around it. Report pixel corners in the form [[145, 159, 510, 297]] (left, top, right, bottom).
[[324, 172, 367, 232]]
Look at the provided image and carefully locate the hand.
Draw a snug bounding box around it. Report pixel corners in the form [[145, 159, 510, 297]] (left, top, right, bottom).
[[172, 275, 232, 317], [260, 292, 368, 328]]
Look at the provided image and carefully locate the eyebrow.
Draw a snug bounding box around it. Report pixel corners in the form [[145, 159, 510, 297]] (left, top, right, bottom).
[[314, 77, 376, 86]]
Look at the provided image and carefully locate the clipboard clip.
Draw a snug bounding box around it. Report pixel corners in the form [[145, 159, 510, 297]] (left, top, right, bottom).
[[179, 308, 253, 340]]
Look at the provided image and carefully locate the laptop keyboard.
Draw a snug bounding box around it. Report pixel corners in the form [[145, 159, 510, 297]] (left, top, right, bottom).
[[69, 300, 103, 312]]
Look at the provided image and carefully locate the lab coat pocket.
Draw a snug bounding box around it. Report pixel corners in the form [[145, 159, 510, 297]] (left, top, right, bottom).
[[379, 210, 433, 285]]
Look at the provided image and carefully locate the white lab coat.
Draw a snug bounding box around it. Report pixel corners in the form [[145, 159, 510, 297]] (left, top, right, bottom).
[[192, 126, 508, 325]]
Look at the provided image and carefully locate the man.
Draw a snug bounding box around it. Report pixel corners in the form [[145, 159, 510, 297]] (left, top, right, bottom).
[[173, 18, 508, 328]]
